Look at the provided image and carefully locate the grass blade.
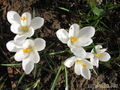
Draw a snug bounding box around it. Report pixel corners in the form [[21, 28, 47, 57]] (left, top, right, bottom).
[[37, 64, 55, 74], [50, 65, 63, 90], [65, 67, 68, 90], [15, 72, 25, 90], [1, 63, 22, 66]]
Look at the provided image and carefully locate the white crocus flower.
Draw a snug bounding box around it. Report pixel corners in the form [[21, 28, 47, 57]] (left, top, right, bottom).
[[90, 45, 111, 67], [64, 52, 93, 79], [56, 24, 95, 57], [7, 11, 44, 43], [6, 38, 46, 74]]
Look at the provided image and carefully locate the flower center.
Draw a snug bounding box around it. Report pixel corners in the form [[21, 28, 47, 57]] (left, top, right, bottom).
[[21, 16, 27, 21], [22, 48, 32, 53], [71, 36, 77, 42], [22, 26, 28, 31], [77, 60, 87, 68], [94, 53, 103, 57]]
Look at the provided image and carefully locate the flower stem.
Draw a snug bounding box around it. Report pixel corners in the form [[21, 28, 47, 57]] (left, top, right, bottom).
[[48, 48, 69, 55], [50, 65, 64, 90], [15, 72, 25, 90], [65, 66, 68, 90]]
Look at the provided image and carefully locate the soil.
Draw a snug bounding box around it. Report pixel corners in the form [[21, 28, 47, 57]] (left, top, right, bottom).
[[0, 0, 120, 90]]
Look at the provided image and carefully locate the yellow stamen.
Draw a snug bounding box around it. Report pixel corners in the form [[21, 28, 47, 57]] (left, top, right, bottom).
[[22, 48, 31, 53], [94, 53, 103, 57], [21, 16, 27, 21], [71, 36, 77, 42], [22, 26, 27, 31], [82, 64, 87, 68], [77, 60, 87, 68]]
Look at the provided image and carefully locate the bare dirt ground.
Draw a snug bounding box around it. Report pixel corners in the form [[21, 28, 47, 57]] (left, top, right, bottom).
[[0, 0, 120, 90]]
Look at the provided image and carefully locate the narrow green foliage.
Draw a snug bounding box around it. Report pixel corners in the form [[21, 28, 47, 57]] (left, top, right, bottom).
[[37, 64, 55, 74], [47, 55, 57, 67], [20, 82, 35, 90], [88, 0, 96, 8], [100, 62, 112, 69], [1, 63, 22, 66], [33, 79, 40, 89], [92, 43, 97, 54], [92, 7, 104, 16], [50, 65, 64, 90], [92, 68, 98, 76], [44, 53, 54, 70], [33, 7, 36, 18], [15, 72, 25, 90], [49, 48, 69, 55], [34, 64, 37, 79], [58, 7, 74, 13], [0, 76, 7, 89], [65, 67, 68, 90]]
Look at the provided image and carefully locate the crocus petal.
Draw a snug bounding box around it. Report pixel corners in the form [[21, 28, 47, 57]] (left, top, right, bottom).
[[67, 39, 76, 48], [86, 52, 94, 58], [7, 11, 21, 24], [95, 45, 102, 50], [98, 52, 111, 62], [6, 40, 21, 52], [81, 68, 91, 79], [14, 35, 27, 44], [90, 57, 99, 67], [74, 61, 82, 75], [71, 47, 86, 59], [78, 26, 95, 38], [64, 56, 75, 68], [56, 29, 69, 44], [22, 59, 34, 74], [34, 38, 46, 51], [24, 27, 34, 37], [74, 38, 93, 47], [31, 17, 44, 30], [14, 50, 28, 61], [22, 39, 34, 48], [29, 50, 40, 63], [69, 24, 80, 37], [11, 23, 23, 34], [91, 46, 106, 54], [21, 12, 31, 27], [82, 59, 93, 69]]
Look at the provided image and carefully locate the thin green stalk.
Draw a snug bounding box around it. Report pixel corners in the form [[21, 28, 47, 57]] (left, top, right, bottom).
[[34, 64, 37, 79], [33, 7, 35, 18], [44, 54, 53, 70], [1, 63, 22, 66], [50, 65, 64, 90], [48, 49, 68, 55], [15, 72, 25, 90], [92, 68, 98, 76], [92, 43, 97, 54], [65, 67, 68, 90], [94, 19, 100, 28], [47, 56, 57, 67], [37, 64, 55, 74], [33, 79, 40, 89]]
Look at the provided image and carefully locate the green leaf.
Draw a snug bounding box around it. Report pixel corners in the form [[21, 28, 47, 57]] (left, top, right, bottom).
[[37, 64, 55, 74], [58, 7, 74, 13], [15, 72, 26, 89], [100, 62, 112, 69], [65, 67, 68, 90], [88, 0, 96, 8], [50, 65, 64, 90], [34, 64, 37, 79], [1, 63, 22, 66], [0, 77, 7, 89], [92, 7, 104, 16]]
